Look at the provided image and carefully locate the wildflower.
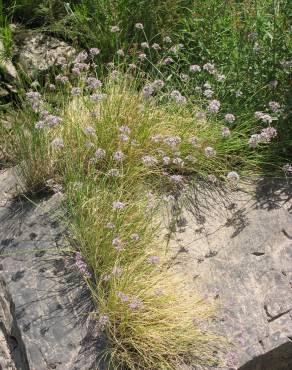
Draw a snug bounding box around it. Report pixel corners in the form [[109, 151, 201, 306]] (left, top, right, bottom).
[[138, 53, 147, 60], [152, 79, 165, 89], [227, 171, 240, 182], [130, 233, 140, 241], [98, 315, 109, 327], [55, 74, 69, 83], [90, 48, 100, 56], [163, 57, 174, 65], [216, 73, 226, 81], [170, 90, 186, 104], [95, 148, 106, 158], [26, 91, 41, 101], [35, 120, 45, 129], [72, 67, 81, 75], [204, 146, 216, 157], [142, 84, 155, 97], [203, 63, 216, 74], [135, 23, 144, 29], [163, 36, 172, 43], [75, 252, 92, 278], [208, 99, 220, 113], [119, 125, 131, 134], [119, 134, 129, 142], [164, 135, 181, 149], [173, 157, 184, 166], [116, 49, 125, 57], [248, 134, 262, 147], [128, 63, 137, 69], [204, 82, 211, 89], [225, 113, 236, 123], [112, 237, 123, 251], [110, 25, 120, 33], [71, 87, 81, 95], [170, 175, 183, 183], [222, 127, 231, 138], [117, 291, 129, 302], [108, 168, 120, 177], [113, 150, 124, 161], [86, 77, 102, 89], [204, 89, 214, 98], [90, 93, 106, 102], [152, 43, 161, 51], [112, 201, 125, 210], [189, 136, 199, 146], [46, 115, 62, 126], [190, 64, 201, 72], [260, 127, 277, 142], [268, 101, 281, 113], [129, 298, 142, 310], [49, 84, 56, 91], [162, 156, 171, 165], [84, 126, 96, 135], [254, 111, 273, 124], [282, 164, 292, 173], [112, 266, 123, 277], [180, 74, 189, 82], [105, 222, 115, 229], [141, 42, 149, 49], [148, 255, 160, 264], [142, 155, 158, 166], [74, 51, 88, 63]]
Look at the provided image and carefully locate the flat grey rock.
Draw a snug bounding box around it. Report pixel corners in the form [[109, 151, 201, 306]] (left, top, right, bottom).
[[165, 179, 292, 370], [0, 169, 104, 370]]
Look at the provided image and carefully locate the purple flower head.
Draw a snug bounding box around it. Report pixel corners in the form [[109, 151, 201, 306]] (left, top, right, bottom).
[[119, 125, 131, 134], [268, 101, 281, 113], [112, 201, 125, 210], [222, 127, 231, 138], [95, 148, 106, 159], [204, 146, 216, 157], [117, 291, 129, 302], [130, 233, 140, 241], [227, 171, 240, 182], [141, 155, 158, 167], [170, 90, 186, 104], [164, 135, 181, 149], [208, 99, 220, 113], [99, 315, 109, 327], [90, 93, 107, 102], [203, 63, 216, 74], [152, 79, 165, 89], [55, 74, 69, 83], [74, 51, 88, 63], [190, 64, 201, 73], [162, 156, 171, 165], [170, 175, 183, 183], [113, 150, 124, 161], [90, 48, 100, 56], [86, 77, 102, 89], [225, 113, 235, 123], [188, 136, 199, 146], [112, 237, 123, 251], [204, 89, 214, 98], [26, 91, 41, 101], [248, 134, 262, 147], [46, 115, 62, 126], [119, 134, 129, 142], [138, 53, 147, 60], [142, 84, 155, 97], [71, 87, 81, 96], [260, 127, 277, 142], [163, 57, 174, 65], [51, 138, 64, 149], [84, 126, 96, 135], [129, 298, 142, 310], [108, 168, 120, 177], [75, 252, 92, 278]]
